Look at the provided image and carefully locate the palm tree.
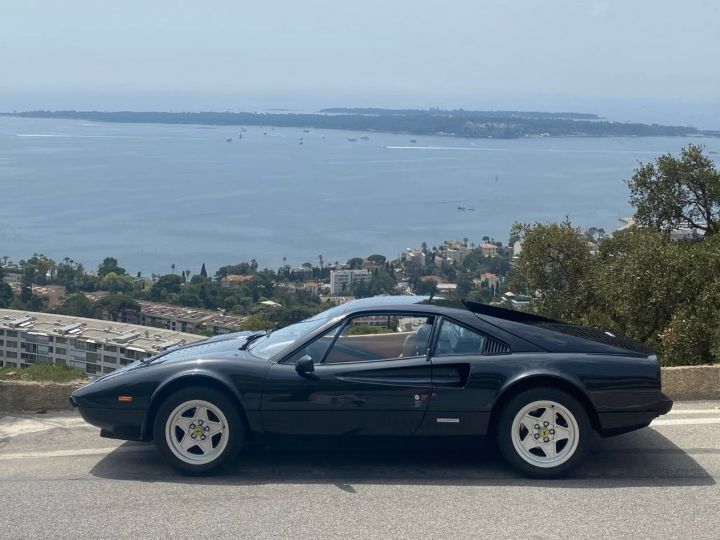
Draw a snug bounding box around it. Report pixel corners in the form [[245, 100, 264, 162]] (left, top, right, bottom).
[[318, 254, 324, 270]]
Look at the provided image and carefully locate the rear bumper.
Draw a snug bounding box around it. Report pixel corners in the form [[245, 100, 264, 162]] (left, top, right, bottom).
[[598, 393, 673, 437], [656, 393, 673, 415], [74, 401, 147, 441]]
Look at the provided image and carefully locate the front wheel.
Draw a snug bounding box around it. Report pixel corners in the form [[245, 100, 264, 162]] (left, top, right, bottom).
[[496, 387, 591, 478], [153, 386, 244, 475]]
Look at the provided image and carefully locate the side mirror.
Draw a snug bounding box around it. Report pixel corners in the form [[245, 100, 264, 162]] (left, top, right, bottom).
[[295, 354, 315, 374]]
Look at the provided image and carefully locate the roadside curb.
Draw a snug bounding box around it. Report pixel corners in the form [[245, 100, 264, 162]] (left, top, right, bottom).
[[0, 365, 718, 412], [0, 380, 84, 412], [662, 365, 720, 401]]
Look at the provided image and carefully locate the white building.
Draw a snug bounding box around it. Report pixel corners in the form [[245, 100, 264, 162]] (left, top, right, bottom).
[[512, 240, 522, 258], [329, 269, 372, 295], [1, 267, 23, 291], [0, 309, 204, 375], [405, 248, 426, 267], [479, 243, 498, 257]]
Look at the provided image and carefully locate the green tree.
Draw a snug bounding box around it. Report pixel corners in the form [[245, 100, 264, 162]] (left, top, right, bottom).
[[54, 259, 97, 292], [591, 229, 720, 364], [510, 219, 595, 322], [415, 279, 438, 296], [93, 294, 140, 321], [99, 272, 136, 294], [628, 144, 720, 236], [149, 274, 184, 301], [23, 254, 55, 285], [54, 293, 94, 318], [346, 257, 364, 269], [456, 275, 474, 298], [0, 282, 13, 308], [239, 314, 271, 331], [98, 257, 126, 277], [369, 270, 397, 296]]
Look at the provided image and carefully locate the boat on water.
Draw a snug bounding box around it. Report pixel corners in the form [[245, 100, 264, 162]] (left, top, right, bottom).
[[303, 129, 310, 133], [457, 206, 466, 211], [348, 138, 357, 142], [225, 137, 232, 142], [360, 135, 369, 140], [410, 139, 417, 143]]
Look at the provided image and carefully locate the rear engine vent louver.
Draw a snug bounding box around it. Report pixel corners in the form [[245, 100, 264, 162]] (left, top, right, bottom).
[[484, 337, 510, 355]]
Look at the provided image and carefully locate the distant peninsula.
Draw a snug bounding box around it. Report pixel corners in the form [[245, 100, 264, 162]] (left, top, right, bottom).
[[3, 108, 717, 139]]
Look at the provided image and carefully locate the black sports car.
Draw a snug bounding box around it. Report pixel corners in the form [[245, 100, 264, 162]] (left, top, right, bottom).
[[71, 296, 672, 477]]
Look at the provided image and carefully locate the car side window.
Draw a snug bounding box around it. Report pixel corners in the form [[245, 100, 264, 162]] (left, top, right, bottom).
[[323, 314, 435, 364], [434, 319, 486, 356], [285, 325, 342, 365]]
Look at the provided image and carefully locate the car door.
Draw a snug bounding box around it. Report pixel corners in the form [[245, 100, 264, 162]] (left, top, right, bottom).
[[417, 316, 512, 436], [261, 312, 436, 436]]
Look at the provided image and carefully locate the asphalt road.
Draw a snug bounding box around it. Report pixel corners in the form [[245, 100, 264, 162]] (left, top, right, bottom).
[[1, 402, 719, 539]]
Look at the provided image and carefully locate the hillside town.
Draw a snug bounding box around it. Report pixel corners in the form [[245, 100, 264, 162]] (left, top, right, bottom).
[[0, 225, 616, 375]]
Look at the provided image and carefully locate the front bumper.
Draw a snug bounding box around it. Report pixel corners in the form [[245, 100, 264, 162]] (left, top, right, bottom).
[[73, 399, 148, 441]]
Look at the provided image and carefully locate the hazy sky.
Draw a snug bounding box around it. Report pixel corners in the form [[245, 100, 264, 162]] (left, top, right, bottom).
[[2, 0, 719, 127]]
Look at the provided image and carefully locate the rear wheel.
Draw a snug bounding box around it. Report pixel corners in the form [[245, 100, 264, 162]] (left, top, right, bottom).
[[496, 387, 591, 478], [153, 386, 244, 475]]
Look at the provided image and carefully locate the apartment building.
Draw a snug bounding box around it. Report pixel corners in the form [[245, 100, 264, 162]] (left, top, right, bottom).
[[329, 269, 372, 295], [118, 301, 247, 335], [0, 309, 203, 375]]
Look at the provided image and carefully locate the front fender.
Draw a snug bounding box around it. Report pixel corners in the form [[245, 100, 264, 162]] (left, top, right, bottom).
[[142, 369, 248, 440], [150, 368, 244, 405]]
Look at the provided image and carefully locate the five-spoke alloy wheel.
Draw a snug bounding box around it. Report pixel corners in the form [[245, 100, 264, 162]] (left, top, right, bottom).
[[154, 386, 244, 475], [497, 387, 590, 478]]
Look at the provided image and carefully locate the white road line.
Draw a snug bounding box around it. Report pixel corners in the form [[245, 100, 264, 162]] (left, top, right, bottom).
[[667, 409, 720, 415], [0, 417, 90, 438], [0, 446, 154, 460], [652, 417, 720, 426]]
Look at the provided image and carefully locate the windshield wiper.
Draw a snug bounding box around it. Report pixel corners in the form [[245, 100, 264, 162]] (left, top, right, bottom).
[[239, 331, 267, 350]]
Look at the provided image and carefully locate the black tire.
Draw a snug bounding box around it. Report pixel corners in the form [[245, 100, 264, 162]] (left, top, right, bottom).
[[496, 386, 591, 478], [153, 385, 244, 475]]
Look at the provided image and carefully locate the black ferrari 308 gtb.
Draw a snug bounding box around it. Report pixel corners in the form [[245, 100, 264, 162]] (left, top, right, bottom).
[[71, 296, 672, 477]]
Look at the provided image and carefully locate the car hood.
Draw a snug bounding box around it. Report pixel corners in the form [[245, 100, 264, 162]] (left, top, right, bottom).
[[91, 332, 259, 383]]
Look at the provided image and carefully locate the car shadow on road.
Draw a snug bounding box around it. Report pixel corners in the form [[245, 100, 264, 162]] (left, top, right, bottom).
[[89, 427, 716, 488]]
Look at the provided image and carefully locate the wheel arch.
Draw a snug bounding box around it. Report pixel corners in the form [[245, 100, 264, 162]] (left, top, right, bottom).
[[487, 374, 600, 436], [143, 372, 249, 441]]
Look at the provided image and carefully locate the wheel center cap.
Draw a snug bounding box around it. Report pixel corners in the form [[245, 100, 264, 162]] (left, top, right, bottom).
[[539, 427, 551, 439], [193, 427, 204, 437]]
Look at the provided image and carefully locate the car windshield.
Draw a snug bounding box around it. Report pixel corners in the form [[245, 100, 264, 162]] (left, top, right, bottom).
[[247, 316, 334, 360]]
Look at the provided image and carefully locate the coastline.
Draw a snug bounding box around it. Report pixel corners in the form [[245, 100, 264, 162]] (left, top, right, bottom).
[[3, 110, 715, 139]]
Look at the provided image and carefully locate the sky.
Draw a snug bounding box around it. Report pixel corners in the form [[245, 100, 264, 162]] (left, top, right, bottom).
[[2, 0, 719, 128]]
